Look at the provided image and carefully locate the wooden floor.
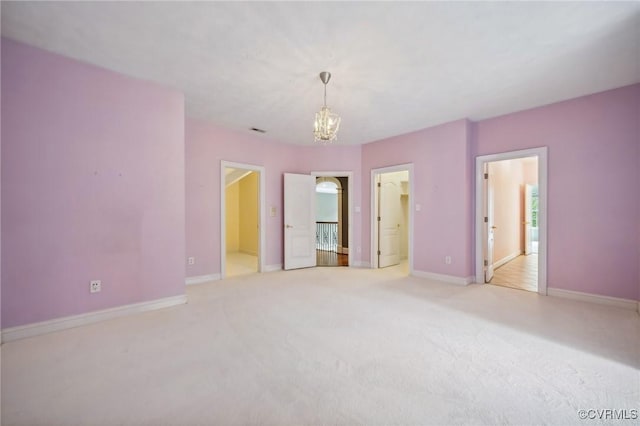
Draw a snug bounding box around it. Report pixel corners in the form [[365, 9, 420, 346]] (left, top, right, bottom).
[[316, 250, 348, 267], [490, 254, 538, 292]]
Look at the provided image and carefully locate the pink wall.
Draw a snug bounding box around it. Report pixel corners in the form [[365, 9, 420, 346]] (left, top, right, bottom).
[[2, 39, 638, 333], [1, 39, 186, 328], [185, 119, 363, 276], [361, 119, 474, 278], [474, 84, 640, 300]]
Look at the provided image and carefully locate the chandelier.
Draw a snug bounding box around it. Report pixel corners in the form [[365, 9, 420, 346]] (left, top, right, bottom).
[[313, 71, 341, 143]]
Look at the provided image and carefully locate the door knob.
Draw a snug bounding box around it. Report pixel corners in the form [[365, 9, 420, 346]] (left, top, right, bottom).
[[491, 226, 497, 229], [286, 224, 293, 229]]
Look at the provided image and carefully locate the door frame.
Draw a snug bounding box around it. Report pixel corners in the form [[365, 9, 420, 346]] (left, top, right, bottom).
[[370, 163, 414, 273], [474, 147, 548, 295], [311, 171, 354, 267], [483, 162, 495, 282], [220, 160, 266, 279]]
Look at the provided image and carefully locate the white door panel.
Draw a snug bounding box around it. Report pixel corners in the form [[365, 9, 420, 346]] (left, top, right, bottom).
[[379, 180, 401, 268], [484, 164, 495, 282], [284, 173, 316, 270]]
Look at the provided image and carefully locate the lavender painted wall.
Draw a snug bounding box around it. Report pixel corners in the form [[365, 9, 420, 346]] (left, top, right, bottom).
[[474, 84, 640, 300], [361, 119, 474, 278], [185, 118, 363, 276], [1, 39, 186, 328], [186, 119, 293, 275], [2, 39, 637, 333]]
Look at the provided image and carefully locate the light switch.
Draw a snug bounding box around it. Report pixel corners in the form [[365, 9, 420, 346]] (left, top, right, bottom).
[[270, 206, 277, 217]]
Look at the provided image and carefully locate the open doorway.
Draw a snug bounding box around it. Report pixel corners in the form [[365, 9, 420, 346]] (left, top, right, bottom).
[[284, 171, 353, 270], [483, 157, 539, 292], [221, 161, 265, 278], [475, 148, 547, 295], [371, 164, 413, 275], [315, 176, 348, 267]]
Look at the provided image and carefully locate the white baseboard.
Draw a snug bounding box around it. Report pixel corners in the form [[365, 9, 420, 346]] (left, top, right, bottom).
[[264, 264, 282, 272], [548, 287, 638, 311], [413, 270, 473, 286], [185, 274, 221, 285], [352, 261, 371, 268], [1, 294, 187, 343], [493, 251, 521, 269]]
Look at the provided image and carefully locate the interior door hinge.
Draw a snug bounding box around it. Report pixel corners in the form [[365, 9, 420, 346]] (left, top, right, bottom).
[[377, 250, 381, 256], [377, 182, 381, 187], [484, 260, 488, 267], [484, 217, 488, 223], [377, 216, 381, 222], [484, 173, 488, 179]]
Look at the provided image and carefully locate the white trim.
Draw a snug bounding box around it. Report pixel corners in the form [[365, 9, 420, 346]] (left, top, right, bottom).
[[311, 171, 354, 267], [185, 274, 221, 285], [413, 270, 473, 286], [221, 161, 266, 279], [370, 163, 414, 274], [493, 251, 521, 270], [548, 288, 638, 311], [264, 264, 283, 272], [475, 147, 548, 295], [1, 295, 187, 343]]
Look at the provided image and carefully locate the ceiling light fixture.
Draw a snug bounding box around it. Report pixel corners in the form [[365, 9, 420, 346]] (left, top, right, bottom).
[[313, 71, 341, 143]]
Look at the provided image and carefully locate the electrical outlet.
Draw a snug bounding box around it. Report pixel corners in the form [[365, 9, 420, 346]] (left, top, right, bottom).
[[188, 257, 195, 265], [90, 280, 101, 293], [445, 256, 452, 265]]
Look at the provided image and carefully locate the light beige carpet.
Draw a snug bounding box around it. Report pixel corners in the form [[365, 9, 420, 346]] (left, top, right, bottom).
[[2, 265, 639, 425]]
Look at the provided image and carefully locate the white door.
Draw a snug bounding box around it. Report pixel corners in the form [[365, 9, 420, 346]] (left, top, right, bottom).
[[284, 173, 316, 270], [378, 179, 401, 268], [524, 184, 533, 255], [484, 164, 495, 282]]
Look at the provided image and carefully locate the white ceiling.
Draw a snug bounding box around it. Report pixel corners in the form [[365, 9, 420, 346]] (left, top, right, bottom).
[[2, 1, 639, 145]]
